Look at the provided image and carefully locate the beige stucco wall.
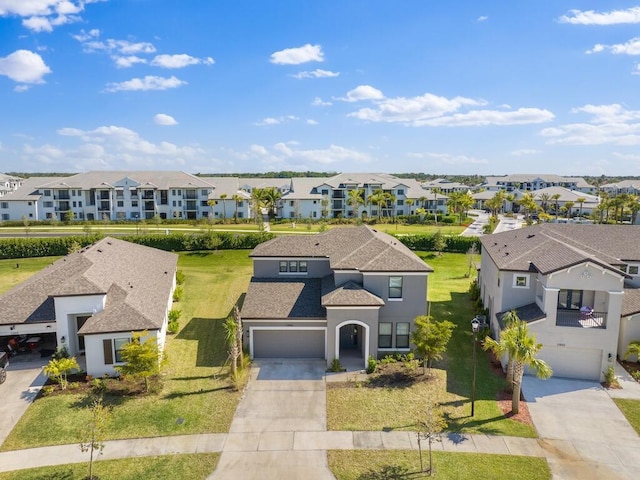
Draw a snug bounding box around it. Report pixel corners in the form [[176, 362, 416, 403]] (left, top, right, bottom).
[[619, 313, 640, 362]]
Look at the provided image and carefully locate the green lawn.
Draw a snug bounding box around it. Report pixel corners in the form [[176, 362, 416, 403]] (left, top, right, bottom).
[[327, 252, 537, 438], [0, 453, 219, 480], [0, 250, 253, 451], [614, 398, 640, 435], [0, 256, 61, 295], [328, 450, 551, 480]]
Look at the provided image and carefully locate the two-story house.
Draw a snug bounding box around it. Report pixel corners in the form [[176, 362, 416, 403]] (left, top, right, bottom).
[[479, 224, 640, 381], [241, 226, 433, 368]]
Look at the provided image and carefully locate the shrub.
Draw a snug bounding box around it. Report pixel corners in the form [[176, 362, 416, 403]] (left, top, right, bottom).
[[168, 309, 181, 322], [366, 356, 378, 374], [175, 270, 186, 285], [167, 321, 180, 334], [329, 358, 345, 372], [173, 285, 184, 302], [469, 280, 480, 301], [603, 365, 617, 387]]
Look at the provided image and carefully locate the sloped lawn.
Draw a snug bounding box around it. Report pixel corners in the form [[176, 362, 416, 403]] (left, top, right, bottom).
[[327, 252, 537, 438], [0, 250, 253, 451]]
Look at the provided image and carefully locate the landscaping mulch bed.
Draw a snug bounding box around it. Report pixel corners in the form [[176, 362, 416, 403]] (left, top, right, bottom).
[[620, 360, 640, 381], [39, 373, 152, 398]]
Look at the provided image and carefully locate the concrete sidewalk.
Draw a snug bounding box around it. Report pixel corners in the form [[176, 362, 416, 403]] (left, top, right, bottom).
[[0, 430, 545, 473]]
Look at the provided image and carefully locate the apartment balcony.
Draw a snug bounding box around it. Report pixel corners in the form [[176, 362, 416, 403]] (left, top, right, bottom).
[[185, 201, 197, 211], [54, 193, 70, 200], [184, 192, 197, 200], [142, 192, 155, 200], [556, 309, 606, 329], [332, 191, 344, 199]]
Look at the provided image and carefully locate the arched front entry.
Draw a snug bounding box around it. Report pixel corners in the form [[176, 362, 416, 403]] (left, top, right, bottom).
[[335, 320, 370, 369]]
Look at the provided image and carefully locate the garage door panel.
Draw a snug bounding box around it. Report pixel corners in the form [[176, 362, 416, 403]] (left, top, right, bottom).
[[253, 329, 325, 359], [531, 347, 602, 381]]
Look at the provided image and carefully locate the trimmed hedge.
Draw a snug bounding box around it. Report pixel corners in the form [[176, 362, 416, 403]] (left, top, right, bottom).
[[393, 233, 481, 253], [0, 231, 275, 259]]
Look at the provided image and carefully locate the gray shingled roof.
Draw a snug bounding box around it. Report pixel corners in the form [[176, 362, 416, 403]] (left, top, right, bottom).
[[497, 304, 546, 328], [0, 237, 177, 335], [623, 283, 640, 317], [2, 177, 67, 201], [321, 277, 384, 307], [251, 226, 432, 273], [241, 278, 325, 319], [480, 224, 640, 275], [36, 171, 215, 190]]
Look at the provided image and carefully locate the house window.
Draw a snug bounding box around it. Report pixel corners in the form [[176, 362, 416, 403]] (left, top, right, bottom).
[[397, 189, 404, 195], [172, 201, 176, 207], [201, 189, 208, 196], [43, 201, 53, 208], [288, 261, 298, 273], [132, 201, 138, 207], [0, 202, 7, 209], [379, 323, 392, 348], [513, 274, 529, 288], [389, 276, 403, 299], [279, 261, 288, 273], [321, 189, 329, 195], [117, 201, 124, 207], [2, 214, 9, 220], [396, 323, 410, 348], [103, 337, 130, 365], [172, 189, 176, 196], [44, 190, 51, 196], [629, 266, 639, 275], [201, 200, 208, 207], [299, 261, 308, 273], [397, 199, 404, 206]]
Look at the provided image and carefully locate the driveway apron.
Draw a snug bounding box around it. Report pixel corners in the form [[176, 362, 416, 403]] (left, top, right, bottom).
[[523, 376, 640, 480], [209, 359, 334, 480], [0, 358, 48, 447]]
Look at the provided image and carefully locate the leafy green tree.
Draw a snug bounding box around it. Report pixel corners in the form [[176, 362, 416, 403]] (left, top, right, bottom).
[[115, 331, 162, 393], [417, 399, 446, 475], [432, 230, 446, 257], [411, 315, 455, 375], [44, 357, 80, 390], [483, 315, 552, 413], [79, 397, 110, 480], [21, 215, 30, 236]]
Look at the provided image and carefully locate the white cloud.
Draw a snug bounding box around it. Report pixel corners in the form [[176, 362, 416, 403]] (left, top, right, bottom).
[[72, 28, 100, 42], [477, 16, 488, 22], [541, 103, 640, 145], [105, 75, 186, 92], [0, 0, 101, 32], [306, 119, 318, 125], [511, 149, 539, 156], [270, 43, 324, 65], [83, 38, 157, 55], [345, 88, 553, 127], [409, 152, 488, 165], [150, 54, 214, 68], [37, 124, 204, 170], [312, 97, 332, 106], [291, 68, 339, 79], [112, 55, 147, 68], [559, 7, 640, 25], [0, 50, 51, 83], [339, 85, 385, 102], [254, 117, 280, 126], [587, 37, 640, 55], [154, 113, 178, 126], [14, 84, 30, 92]]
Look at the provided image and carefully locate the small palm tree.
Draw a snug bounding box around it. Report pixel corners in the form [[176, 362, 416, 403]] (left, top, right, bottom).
[[624, 341, 640, 363], [220, 193, 228, 221], [231, 194, 242, 223], [551, 193, 561, 220], [346, 188, 365, 219], [576, 197, 586, 218]]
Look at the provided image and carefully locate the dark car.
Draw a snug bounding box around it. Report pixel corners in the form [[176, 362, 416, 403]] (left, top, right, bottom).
[[0, 351, 7, 384]]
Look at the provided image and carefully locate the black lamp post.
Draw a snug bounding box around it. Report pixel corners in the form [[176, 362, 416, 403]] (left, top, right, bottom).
[[471, 317, 481, 417]]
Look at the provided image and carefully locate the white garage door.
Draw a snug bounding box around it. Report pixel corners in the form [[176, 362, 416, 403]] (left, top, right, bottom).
[[252, 329, 325, 359], [534, 346, 603, 381]]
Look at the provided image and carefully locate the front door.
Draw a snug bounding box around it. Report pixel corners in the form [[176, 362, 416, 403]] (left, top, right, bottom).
[[339, 325, 359, 349], [76, 316, 90, 350]]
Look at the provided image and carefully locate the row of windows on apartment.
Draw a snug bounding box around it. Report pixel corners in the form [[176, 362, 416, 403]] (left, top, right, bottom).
[[318, 188, 406, 196], [379, 322, 410, 349], [42, 189, 210, 197]]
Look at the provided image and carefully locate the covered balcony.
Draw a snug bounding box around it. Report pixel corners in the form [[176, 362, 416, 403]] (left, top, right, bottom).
[[556, 309, 606, 329]]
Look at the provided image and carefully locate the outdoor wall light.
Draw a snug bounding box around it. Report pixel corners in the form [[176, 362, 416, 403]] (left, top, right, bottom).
[[61, 336, 66, 344], [9, 325, 15, 331]]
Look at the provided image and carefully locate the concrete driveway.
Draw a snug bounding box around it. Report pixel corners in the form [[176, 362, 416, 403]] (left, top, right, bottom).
[[209, 359, 334, 480], [523, 376, 640, 480], [0, 358, 48, 446]]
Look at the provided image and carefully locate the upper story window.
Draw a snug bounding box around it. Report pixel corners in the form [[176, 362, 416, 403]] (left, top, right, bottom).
[[397, 189, 404, 195], [44, 190, 51, 197], [201, 189, 208, 196], [389, 276, 403, 299], [0, 202, 7, 209], [513, 274, 530, 288], [279, 260, 308, 274], [629, 265, 639, 275], [321, 189, 329, 195]]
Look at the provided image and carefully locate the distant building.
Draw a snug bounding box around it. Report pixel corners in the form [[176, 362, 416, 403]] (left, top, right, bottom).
[[483, 174, 596, 195]]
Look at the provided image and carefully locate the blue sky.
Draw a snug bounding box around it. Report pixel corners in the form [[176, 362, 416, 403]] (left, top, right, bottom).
[[1, 1, 640, 176]]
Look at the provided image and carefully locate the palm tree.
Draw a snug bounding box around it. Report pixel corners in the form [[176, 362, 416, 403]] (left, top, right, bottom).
[[485, 190, 506, 219], [484, 314, 552, 413], [261, 187, 282, 220], [519, 192, 539, 224], [231, 193, 242, 223], [405, 198, 414, 215], [459, 192, 474, 223], [627, 194, 640, 224], [206, 199, 217, 220], [538, 193, 551, 213], [551, 193, 561, 220], [369, 189, 386, 220], [220, 193, 228, 221], [576, 196, 586, 218], [564, 201, 575, 219], [346, 188, 365, 219], [431, 188, 441, 224]]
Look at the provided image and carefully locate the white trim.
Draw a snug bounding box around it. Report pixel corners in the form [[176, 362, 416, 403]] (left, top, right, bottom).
[[364, 271, 428, 276], [244, 319, 327, 323], [388, 298, 403, 302], [378, 348, 411, 352], [249, 326, 327, 360], [512, 274, 530, 289], [325, 306, 381, 310], [335, 320, 370, 369]]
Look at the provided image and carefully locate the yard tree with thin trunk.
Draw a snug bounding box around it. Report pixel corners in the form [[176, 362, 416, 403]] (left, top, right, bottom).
[[44, 356, 80, 390], [576, 197, 586, 218], [483, 315, 552, 413], [224, 316, 239, 376], [431, 188, 441, 224], [207, 199, 217, 221], [232, 193, 242, 223], [411, 315, 455, 376], [115, 330, 162, 393], [417, 399, 446, 476], [564, 201, 575, 219], [432, 229, 446, 257], [79, 397, 110, 480], [347, 188, 365, 218], [551, 193, 561, 220]]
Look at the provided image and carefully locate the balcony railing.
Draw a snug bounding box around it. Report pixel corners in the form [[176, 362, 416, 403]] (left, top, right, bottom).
[[556, 309, 606, 329]]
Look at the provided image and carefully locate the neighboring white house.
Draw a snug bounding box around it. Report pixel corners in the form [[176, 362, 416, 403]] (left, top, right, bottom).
[[479, 224, 640, 381], [0, 237, 177, 377]]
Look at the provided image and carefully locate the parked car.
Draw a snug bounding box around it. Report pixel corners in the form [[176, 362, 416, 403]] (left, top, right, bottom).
[[0, 351, 8, 384]]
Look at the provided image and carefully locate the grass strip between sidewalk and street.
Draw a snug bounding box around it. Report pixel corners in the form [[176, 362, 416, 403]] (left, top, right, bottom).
[[613, 398, 640, 436], [0, 453, 219, 480]]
